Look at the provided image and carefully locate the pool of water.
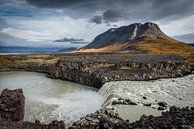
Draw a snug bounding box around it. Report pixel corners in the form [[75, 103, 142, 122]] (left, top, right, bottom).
[[0, 71, 104, 126]]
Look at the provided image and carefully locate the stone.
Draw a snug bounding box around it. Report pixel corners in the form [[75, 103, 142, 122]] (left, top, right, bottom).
[[158, 102, 168, 107], [0, 88, 25, 121]]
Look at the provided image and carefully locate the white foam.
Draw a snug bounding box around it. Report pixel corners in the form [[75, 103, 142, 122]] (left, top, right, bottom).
[[98, 74, 194, 108]]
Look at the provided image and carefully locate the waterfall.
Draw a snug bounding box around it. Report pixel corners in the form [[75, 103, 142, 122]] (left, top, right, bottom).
[[98, 74, 194, 108]]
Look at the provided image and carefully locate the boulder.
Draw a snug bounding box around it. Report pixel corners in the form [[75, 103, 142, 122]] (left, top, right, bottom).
[[0, 88, 25, 121]]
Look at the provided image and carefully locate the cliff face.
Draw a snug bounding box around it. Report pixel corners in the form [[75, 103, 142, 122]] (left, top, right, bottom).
[[50, 53, 193, 88], [0, 53, 193, 88]]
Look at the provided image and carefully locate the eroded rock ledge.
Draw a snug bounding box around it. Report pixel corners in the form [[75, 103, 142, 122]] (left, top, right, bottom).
[[0, 88, 194, 129], [0, 53, 193, 88]]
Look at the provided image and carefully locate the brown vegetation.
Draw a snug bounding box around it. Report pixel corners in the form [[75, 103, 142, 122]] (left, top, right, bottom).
[[136, 39, 194, 62]]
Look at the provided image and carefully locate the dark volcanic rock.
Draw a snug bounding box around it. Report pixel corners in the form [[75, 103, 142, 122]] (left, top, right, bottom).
[[0, 53, 193, 88], [158, 102, 168, 107], [70, 109, 123, 129], [51, 54, 192, 88], [70, 106, 194, 129], [0, 119, 66, 129], [0, 89, 25, 121], [0, 88, 194, 129], [0, 89, 65, 129]]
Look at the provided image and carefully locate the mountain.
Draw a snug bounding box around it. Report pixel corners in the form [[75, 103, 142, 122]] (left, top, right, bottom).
[[77, 22, 194, 59], [83, 22, 165, 49]]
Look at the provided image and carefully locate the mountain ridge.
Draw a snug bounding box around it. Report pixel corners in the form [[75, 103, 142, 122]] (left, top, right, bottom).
[[75, 22, 194, 61], [82, 22, 168, 49]]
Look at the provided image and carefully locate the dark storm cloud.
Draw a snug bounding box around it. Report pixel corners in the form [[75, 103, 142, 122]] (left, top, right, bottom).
[[54, 37, 84, 42], [89, 9, 131, 24], [0, 0, 190, 25], [26, 0, 194, 24], [53, 37, 88, 44], [26, 0, 93, 8], [103, 9, 131, 23], [150, 0, 194, 20], [90, 16, 103, 24], [70, 41, 88, 45]]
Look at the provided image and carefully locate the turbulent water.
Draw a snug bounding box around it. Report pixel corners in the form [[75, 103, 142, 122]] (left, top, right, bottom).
[[0, 72, 194, 125], [98, 74, 194, 121], [0, 72, 104, 126]]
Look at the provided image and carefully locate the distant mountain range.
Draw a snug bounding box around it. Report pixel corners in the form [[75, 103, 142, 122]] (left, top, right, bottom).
[[76, 22, 194, 59], [0, 47, 77, 53]]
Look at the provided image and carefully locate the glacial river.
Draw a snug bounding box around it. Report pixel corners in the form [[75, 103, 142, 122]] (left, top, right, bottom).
[[0, 71, 194, 125], [0, 72, 104, 126]]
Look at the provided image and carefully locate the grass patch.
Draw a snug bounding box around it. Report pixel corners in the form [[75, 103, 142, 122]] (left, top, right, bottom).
[[16, 58, 59, 64], [137, 39, 194, 61]]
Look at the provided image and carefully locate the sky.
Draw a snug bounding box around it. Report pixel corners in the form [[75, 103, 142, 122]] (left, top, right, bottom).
[[0, 0, 194, 48]]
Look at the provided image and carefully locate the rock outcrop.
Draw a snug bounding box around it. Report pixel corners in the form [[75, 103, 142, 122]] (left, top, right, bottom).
[[0, 89, 194, 129], [0, 89, 65, 129], [70, 106, 194, 129], [0, 89, 25, 121], [51, 54, 193, 88], [0, 53, 193, 88], [70, 109, 123, 129]]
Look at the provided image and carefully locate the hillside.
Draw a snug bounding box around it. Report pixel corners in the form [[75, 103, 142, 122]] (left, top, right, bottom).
[[75, 22, 194, 61]]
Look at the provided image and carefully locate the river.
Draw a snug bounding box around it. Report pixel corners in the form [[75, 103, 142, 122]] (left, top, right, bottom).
[[0, 71, 194, 125], [0, 71, 104, 126]]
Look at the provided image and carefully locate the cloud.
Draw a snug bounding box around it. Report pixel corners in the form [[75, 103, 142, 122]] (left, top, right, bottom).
[[26, 0, 194, 24], [70, 41, 88, 44], [54, 37, 84, 42], [103, 9, 131, 23], [1, 16, 108, 47], [0, 31, 45, 47], [2, 27, 56, 42], [90, 16, 103, 24], [90, 9, 131, 24], [0, 17, 7, 30], [54, 37, 88, 45], [1, 0, 194, 47], [0, 40, 6, 46], [174, 33, 194, 43]]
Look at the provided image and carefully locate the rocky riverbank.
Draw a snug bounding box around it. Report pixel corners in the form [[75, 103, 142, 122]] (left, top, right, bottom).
[[0, 53, 193, 88], [0, 88, 194, 129]]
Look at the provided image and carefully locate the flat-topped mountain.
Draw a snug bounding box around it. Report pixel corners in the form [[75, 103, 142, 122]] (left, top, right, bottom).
[[83, 22, 166, 49], [77, 22, 194, 60]]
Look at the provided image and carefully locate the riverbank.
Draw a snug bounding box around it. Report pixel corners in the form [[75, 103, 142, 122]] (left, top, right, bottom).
[[0, 53, 194, 128], [0, 53, 193, 88], [1, 71, 194, 127], [0, 88, 194, 129]]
